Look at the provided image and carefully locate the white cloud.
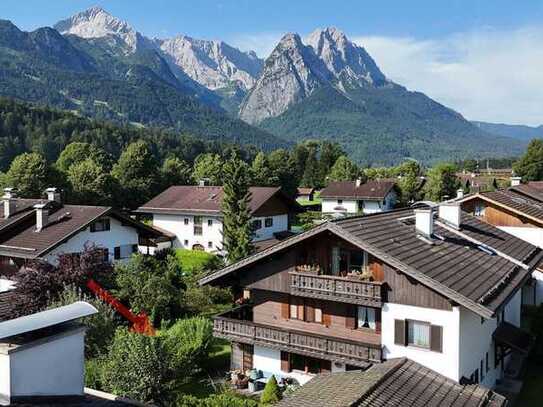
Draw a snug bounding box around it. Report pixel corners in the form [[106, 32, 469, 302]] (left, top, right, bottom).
[[353, 26, 543, 126], [227, 32, 283, 58]]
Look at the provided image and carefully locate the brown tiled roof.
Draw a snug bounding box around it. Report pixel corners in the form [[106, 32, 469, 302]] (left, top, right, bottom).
[[297, 187, 315, 195], [510, 184, 543, 203], [277, 358, 507, 407], [320, 181, 395, 200], [0, 199, 42, 231], [0, 202, 166, 259], [201, 207, 541, 318], [136, 186, 297, 215]]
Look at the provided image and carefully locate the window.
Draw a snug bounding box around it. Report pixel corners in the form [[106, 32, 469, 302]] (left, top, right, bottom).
[[208, 241, 213, 249], [289, 297, 323, 324], [184, 239, 189, 246], [252, 219, 262, 231], [90, 218, 110, 232], [357, 306, 376, 330], [114, 244, 137, 260], [474, 203, 485, 217], [337, 199, 343, 205], [265, 217, 273, 228], [207, 219, 213, 227], [407, 320, 431, 348], [193, 216, 203, 236], [184, 218, 189, 225]]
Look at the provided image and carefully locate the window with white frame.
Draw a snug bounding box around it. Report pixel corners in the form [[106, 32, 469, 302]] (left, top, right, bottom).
[[194, 216, 203, 235], [407, 320, 431, 348], [357, 306, 376, 330]]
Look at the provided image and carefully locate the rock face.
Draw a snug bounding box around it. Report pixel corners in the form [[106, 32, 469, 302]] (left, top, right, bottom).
[[239, 27, 389, 124], [54, 6, 146, 53], [239, 33, 332, 124], [157, 36, 263, 92]]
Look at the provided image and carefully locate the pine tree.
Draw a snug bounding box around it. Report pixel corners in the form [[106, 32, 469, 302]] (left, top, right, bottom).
[[260, 375, 281, 404], [222, 154, 255, 263]]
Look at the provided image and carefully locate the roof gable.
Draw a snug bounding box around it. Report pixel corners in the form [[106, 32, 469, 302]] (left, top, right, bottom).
[[200, 208, 541, 318]]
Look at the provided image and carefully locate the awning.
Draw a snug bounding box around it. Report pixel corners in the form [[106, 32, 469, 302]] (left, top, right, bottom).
[[493, 322, 534, 355]]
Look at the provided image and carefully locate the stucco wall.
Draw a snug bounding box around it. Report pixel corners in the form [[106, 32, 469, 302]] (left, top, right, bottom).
[[381, 302, 461, 381], [322, 198, 358, 214], [322, 191, 396, 215], [253, 345, 282, 375], [498, 226, 543, 248], [0, 353, 10, 404], [45, 216, 139, 264], [8, 329, 85, 397], [153, 213, 289, 253]]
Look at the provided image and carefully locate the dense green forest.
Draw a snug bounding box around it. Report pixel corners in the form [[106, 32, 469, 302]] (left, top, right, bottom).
[[260, 84, 527, 166], [0, 20, 286, 151]]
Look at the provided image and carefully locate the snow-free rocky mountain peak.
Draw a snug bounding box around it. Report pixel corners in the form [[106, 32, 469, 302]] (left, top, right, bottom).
[[239, 27, 390, 124]]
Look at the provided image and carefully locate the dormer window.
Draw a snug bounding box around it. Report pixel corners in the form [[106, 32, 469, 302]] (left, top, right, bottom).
[[90, 218, 110, 232]]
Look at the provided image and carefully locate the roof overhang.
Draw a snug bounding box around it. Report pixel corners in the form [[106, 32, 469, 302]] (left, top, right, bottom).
[[199, 218, 500, 319]]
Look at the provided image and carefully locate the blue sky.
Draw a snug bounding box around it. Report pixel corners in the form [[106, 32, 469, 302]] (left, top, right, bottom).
[[2, 0, 543, 125]]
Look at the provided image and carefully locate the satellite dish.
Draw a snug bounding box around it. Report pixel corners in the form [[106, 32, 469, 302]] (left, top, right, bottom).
[[0, 301, 98, 340]]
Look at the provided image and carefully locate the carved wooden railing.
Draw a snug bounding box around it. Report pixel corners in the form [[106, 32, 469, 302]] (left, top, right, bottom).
[[289, 271, 384, 306], [213, 311, 382, 365]]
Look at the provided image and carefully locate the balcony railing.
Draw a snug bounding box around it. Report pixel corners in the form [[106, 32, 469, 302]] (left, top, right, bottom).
[[289, 271, 384, 307], [213, 309, 382, 366]]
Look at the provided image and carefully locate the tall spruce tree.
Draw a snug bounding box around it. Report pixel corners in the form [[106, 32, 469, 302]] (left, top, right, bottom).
[[221, 154, 255, 263]]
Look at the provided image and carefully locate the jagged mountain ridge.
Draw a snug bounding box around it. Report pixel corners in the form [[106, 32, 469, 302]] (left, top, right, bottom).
[[54, 7, 263, 110], [0, 19, 287, 151]]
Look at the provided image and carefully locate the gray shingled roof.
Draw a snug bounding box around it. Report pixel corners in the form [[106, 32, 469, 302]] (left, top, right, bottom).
[[200, 207, 542, 318], [276, 358, 507, 407], [471, 189, 543, 223]]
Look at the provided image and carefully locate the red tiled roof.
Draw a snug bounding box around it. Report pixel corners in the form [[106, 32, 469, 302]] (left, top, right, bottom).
[[136, 186, 294, 215], [320, 180, 395, 200]]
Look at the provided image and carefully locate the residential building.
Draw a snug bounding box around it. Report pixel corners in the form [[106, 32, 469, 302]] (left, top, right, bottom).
[[320, 180, 396, 216], [458, 178, 543, 305], [296, 187, 316, 202], [200, 202, 539, 389], [0, 188, 168, 275], [0, 302, 142, 406], [276, 358, 507, 407], [136, 186, 301, 254]]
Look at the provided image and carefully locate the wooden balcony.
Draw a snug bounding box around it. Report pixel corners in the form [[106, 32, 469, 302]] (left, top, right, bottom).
[[289, 271, 384, 307], [213, 308, 382, 367]]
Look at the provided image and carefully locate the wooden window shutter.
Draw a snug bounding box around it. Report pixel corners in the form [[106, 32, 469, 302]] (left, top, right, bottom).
[[430, 325, 443, 353], [297, 298, 305, 321], [322, 304, 332, 327], [280, 351, 290, 372], [281, 297, 290, 320], [305, 300, 315, 323], [394, 319, 406, 346], [375, 309, 382, 333], [345, 305, 356, 329]]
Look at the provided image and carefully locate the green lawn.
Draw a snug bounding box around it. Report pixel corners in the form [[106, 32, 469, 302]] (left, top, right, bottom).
[[177, 339, 231, 398], [297, 197, 322, 207], [175, 249, 221, 275]]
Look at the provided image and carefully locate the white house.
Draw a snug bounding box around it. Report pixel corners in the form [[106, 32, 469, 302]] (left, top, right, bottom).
[[136, 185, 301, 254], [320, 180, 397, 216], [201, 201, 538, 391], [0, 188, 169, 274]]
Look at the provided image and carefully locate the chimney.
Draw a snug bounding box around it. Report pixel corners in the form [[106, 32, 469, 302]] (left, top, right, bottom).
[[414, 207, 434, 238], [438, 202, 462, 229], [0, 302, 97, 405], [198, 179, 206, 187], [456, 189, 464, 199], [3, 188, 16, 219], [45, 187, 61, 203], [511, 176, 522, 187], [355, 178, 362, 187], [34, 203, 48, 231]]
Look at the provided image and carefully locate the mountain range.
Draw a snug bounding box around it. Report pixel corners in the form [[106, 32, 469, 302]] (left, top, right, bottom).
[[472, 121, 543, 142], [0, 7, 531, 164]]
